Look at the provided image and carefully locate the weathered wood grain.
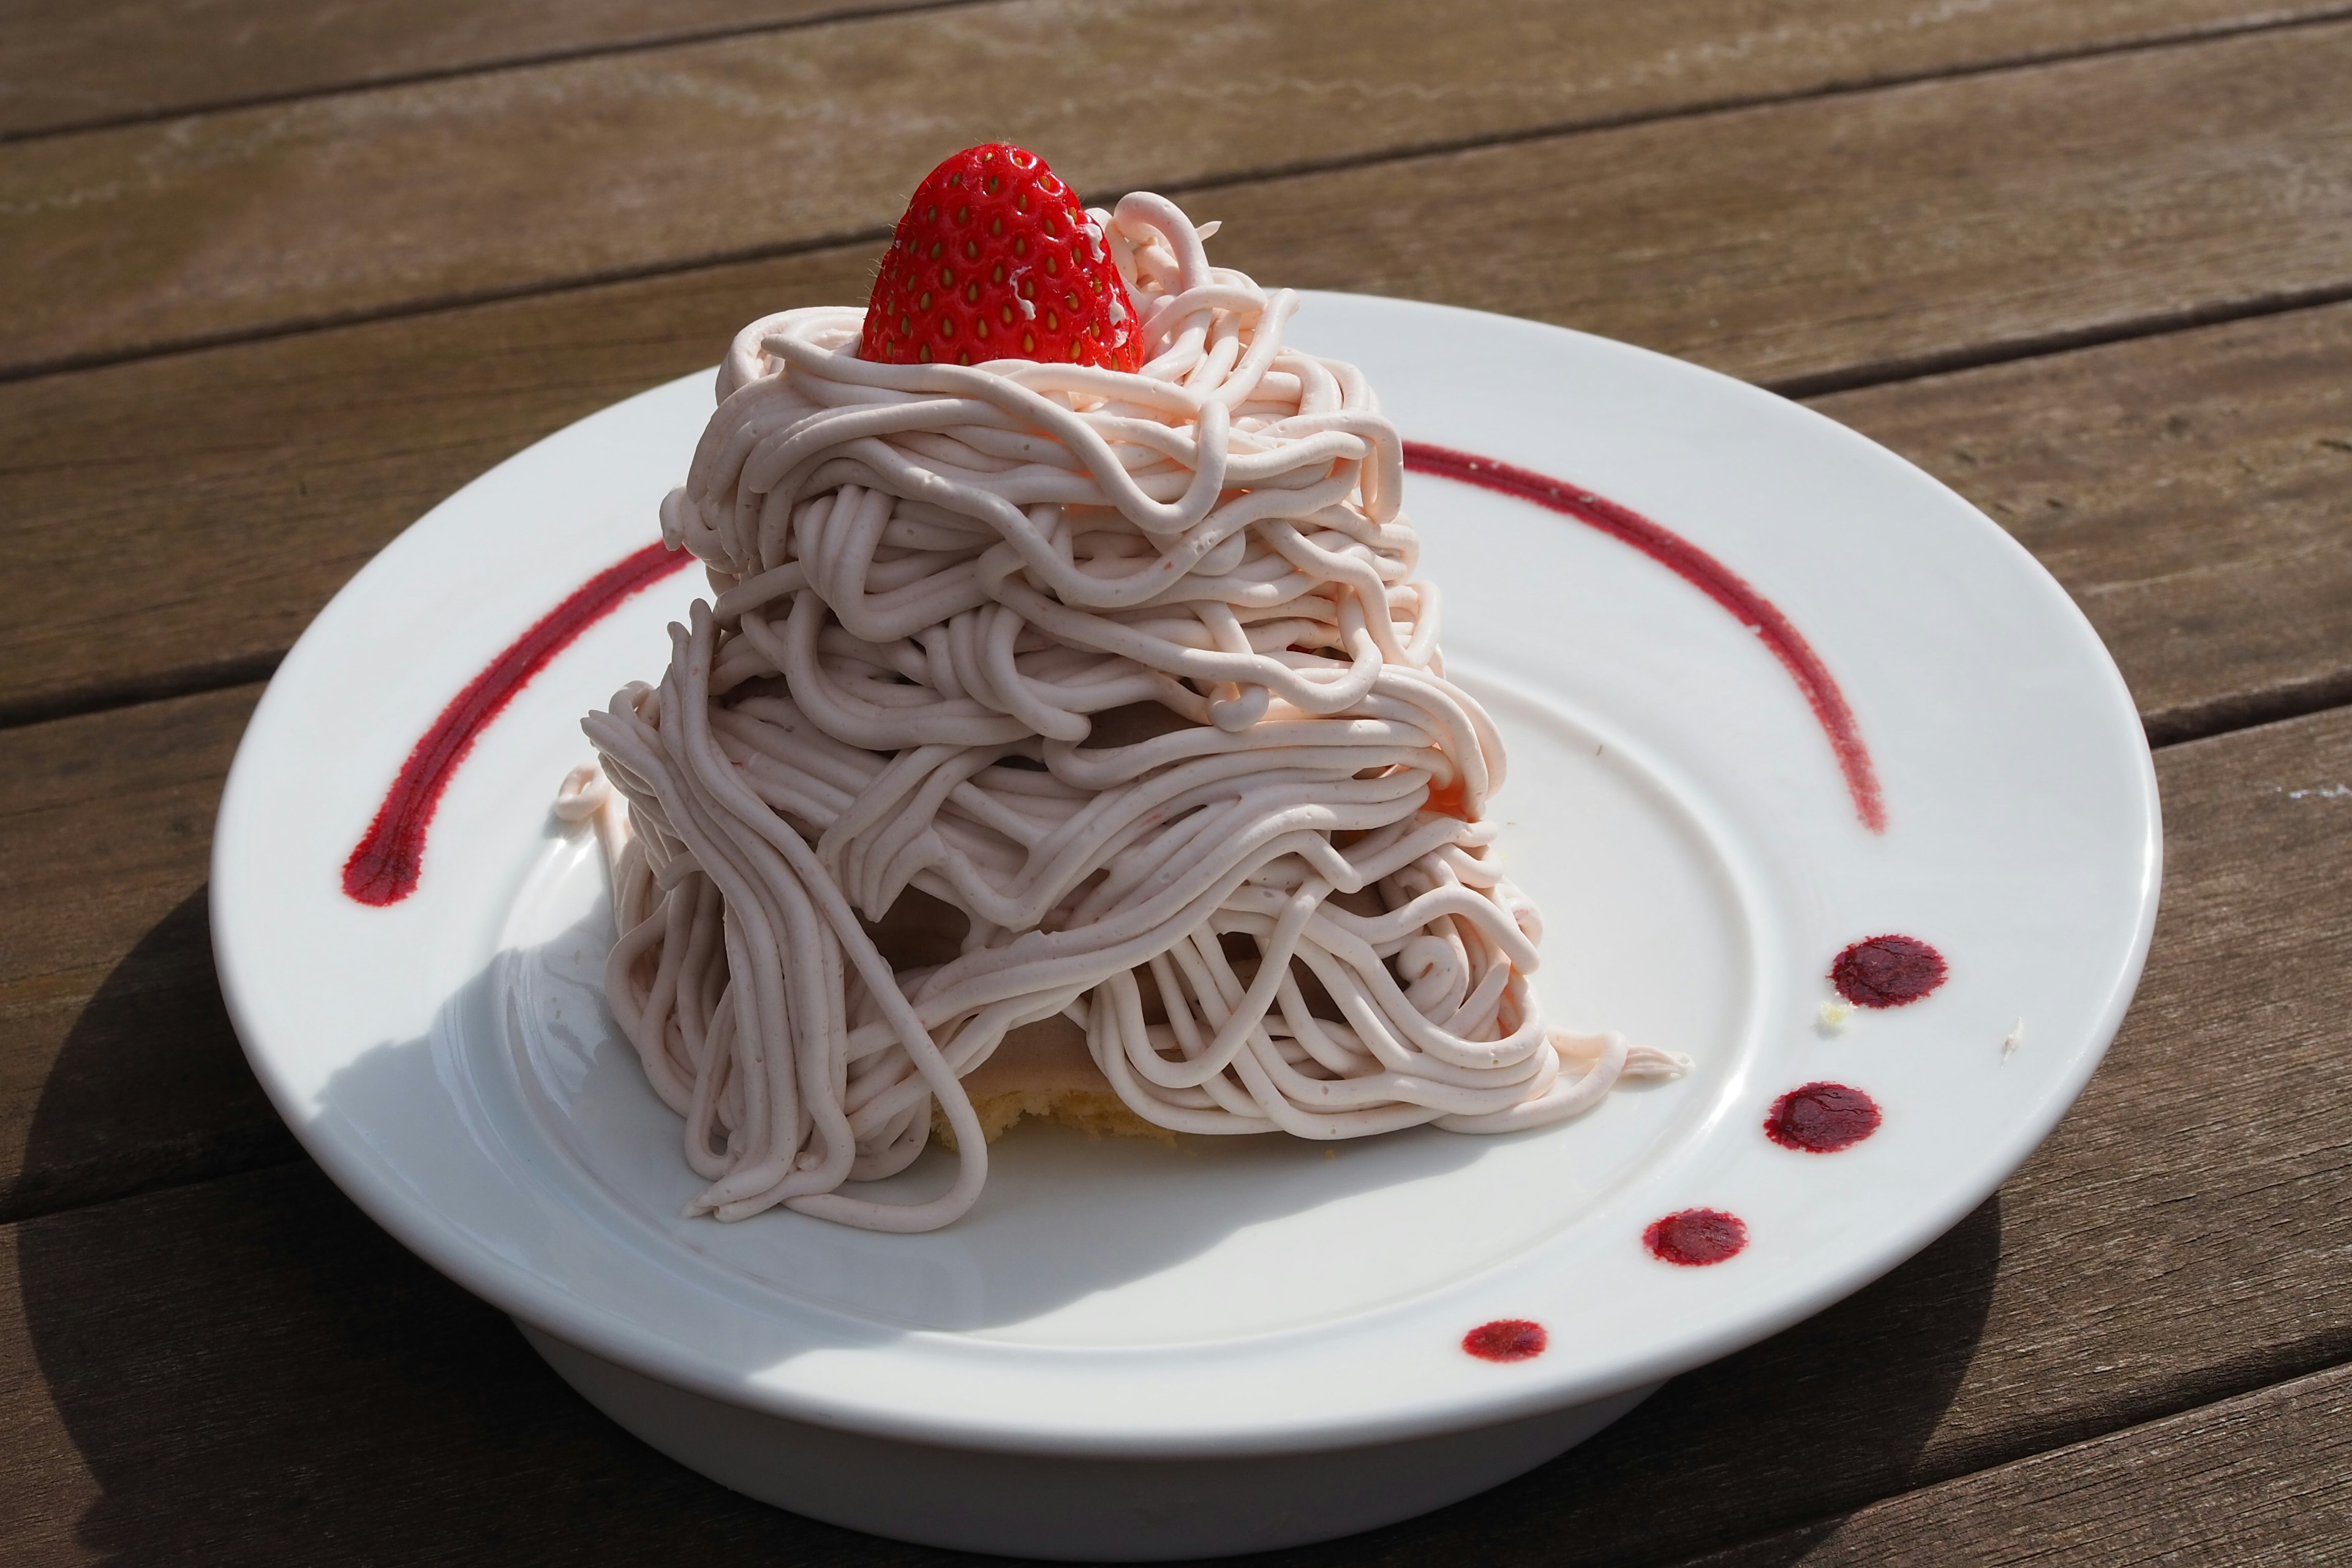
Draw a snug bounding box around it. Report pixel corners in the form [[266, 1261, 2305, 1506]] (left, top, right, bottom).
[[1, 1163, 900, 1567], [20, 0, 2344, 148], [2, 698, 2346, 1563], [6, 6, 2352, 377], [1815, 302, 2352, 744], [0, 687, 292, 1225], [9, 0, 2334, 144], [1685, 1362, 2352, 1566], [0, 0, 949, 140], [0, 246, 881, 729], [1201, 20, 2352, 395]]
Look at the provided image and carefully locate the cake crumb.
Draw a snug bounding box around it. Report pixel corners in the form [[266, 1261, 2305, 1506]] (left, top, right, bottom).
[[932, 1088, 1175, 1150], [2002, 1019, 2024, 1060], [1817, 1000, 1854, 1033]]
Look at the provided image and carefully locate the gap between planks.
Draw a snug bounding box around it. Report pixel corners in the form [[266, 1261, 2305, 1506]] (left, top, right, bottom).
[[10, 138, 2352, 403], [6, 698, 2351, 1562], [7, 0, 2347, 148], [9, 4, 2352, 382], [10, 288, 2352, 744], [1667, 1357, 2352, 1566], [0, 0, 1000, 147]]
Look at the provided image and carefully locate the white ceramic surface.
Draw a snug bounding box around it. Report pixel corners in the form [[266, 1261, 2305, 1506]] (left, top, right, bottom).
[[213, 293, 2160, 1558]]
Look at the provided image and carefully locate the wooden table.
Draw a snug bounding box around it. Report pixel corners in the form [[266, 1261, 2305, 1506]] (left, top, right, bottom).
[[5, 3, 2350, 1561]]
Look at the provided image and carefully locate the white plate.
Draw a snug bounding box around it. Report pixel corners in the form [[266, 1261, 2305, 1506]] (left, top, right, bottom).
[[213, 293, 2158, 1558]]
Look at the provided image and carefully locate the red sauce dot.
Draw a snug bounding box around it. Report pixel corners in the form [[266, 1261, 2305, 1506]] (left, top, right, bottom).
[[1764, 1082, 1882, 1153], [1644, 1208, 1747, 1267], [1463, 1319, 1547, 1362], [1829, 933, 1947, 1008]]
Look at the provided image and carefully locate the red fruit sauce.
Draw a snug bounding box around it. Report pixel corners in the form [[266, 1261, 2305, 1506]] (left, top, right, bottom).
[[347, 446, 1885, 908], [1829, 934, 1947, 1008], [1763, 1082, 1882, 1153], [1401, 443, 1885, 835], [1462, 1319, 1548, 1362], [341, 541, 692, 906], [1644, 1208, 1749, 1267]]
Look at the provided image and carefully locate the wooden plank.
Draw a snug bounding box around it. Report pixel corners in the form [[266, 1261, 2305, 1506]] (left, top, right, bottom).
[[0, 1162, 911, 1567], [0, 246, 880, 731], [0, 686, 295, 1225], [2, 698, 2347, 1563], [4, 5, 2350, 377], [1204, 20, 2352, 394], [0, 0, 948, 141], [1815, 301, 2352, 744], [7, 0, 2328, 143], [1683, 1362, 2352, 1566]]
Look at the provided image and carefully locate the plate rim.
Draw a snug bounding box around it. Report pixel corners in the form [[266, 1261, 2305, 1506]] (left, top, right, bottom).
[[211, 291, 2162, 1457]]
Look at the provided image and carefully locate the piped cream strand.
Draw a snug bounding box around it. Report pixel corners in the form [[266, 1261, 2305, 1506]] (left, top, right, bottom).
[[584, 195, 1686, 1232]]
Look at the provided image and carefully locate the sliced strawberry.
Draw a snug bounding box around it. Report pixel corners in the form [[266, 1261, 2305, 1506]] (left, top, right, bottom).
[[861, 144, 1142, 371]]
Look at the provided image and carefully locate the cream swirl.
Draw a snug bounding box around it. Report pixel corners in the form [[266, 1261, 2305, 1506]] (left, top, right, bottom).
[[583, 193, 1684, 1232]]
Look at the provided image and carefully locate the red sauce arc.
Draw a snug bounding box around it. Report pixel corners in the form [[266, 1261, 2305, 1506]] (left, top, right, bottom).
[[341, 541, 693, 907], [347, 443, 1885, 905], [1764, 1082, 1882, 1153], [1830, 934, 1947, 1008], [1463, 1319, 1548, 1362], [1644, 1208, 1749, 1266], [1401, 442, 1886, 835]]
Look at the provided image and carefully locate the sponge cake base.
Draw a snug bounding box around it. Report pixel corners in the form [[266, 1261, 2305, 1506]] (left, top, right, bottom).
[[929, 1012, 1175, 1150], [869, 876, 1176, 1150]]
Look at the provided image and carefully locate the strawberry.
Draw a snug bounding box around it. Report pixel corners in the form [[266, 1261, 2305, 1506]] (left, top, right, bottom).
[[861, 144, 1142, 371]]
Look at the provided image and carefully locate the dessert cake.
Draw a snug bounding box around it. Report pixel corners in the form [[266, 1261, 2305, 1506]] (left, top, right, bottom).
[[575, 145, 1684, 1231]]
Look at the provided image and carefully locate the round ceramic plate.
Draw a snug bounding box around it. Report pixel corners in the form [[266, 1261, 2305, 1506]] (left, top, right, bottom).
[[213, 294, 2158, 1469]]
